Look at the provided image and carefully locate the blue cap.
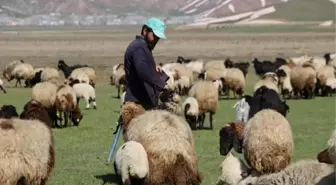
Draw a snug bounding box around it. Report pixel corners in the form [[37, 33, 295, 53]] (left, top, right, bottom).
[[145, 17, 167, 39]]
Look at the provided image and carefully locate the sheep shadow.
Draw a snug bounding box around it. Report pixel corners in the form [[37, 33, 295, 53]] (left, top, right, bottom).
[[111, 96, 120, 99], [95, 173, 119, 185]]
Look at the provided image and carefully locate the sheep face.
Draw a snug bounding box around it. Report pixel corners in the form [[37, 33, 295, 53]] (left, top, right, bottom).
[[220, 77, 229, 95], [57, 60, 66, 71], [275, 69, 287, 84], [177, 56, 184, 63], [317, 148, 333, 164], [30, 70, 42, 87], [159, 89, 180, 104], [198, 72, 205, 80], [224, 59, 233, 68], [70, 106, 83, 126], [0, 105, 19, 119], [219, 125, 235, 156]]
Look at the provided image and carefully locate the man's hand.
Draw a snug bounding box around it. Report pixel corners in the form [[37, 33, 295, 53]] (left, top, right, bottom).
[[156, 65, 162, 72]]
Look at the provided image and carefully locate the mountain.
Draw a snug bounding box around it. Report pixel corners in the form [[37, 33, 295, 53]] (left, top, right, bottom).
[[0, 0, 334, 23], [0, 0, 289, 17]]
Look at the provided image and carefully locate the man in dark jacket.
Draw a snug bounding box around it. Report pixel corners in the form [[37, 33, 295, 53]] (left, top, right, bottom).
[[123, 17, 169, 110]]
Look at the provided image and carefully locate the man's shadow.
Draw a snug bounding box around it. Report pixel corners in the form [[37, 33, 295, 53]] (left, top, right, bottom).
[[95, 173, 119, 185]]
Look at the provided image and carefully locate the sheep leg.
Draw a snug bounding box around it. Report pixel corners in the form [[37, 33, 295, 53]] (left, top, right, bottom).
[[198, 113, 206, 129], [64, 112, 69, 127], [90, 97, 97, 109], [209, 112, 214, 130], [0, 85, 6, 93], [85, 98, 90, 109], [117, 86, 120, 99], [15, 79, 20, 87]]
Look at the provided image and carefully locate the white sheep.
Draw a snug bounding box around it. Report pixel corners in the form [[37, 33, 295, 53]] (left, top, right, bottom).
[[70, 82, 97, 109], [41, 67, 60, 85], [182, 96, 200, 129], [10, 63, 35, 87], [216, 151, 251, 185], [188, 80, 219, 130], [32, 81, 58, 108], [114, 140, 149, 185], [233, 97, 250, 123], [254, 72, 280, 94]]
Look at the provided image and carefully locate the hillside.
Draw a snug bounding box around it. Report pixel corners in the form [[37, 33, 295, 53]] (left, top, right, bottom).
[[261, 0, 336, 21], [0, 0, 289, 17]]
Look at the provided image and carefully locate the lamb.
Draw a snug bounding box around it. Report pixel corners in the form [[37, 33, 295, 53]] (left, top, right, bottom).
[[243, 109, 293, 175], [239, 160, 333, 185], [2, 60, 23, 83], [0, 118, 55, 185], [233, 97, 250, 123], [220, 68, 245, 98], [120, 102, 203, 185], [188, 80, 219, 130], [219, 121, 245, 156], [157, 89, 182, 116], [290, 64, 317, 99], [114, 140, 149, 185], [251, 58, 275, 78], [182, 96, 200, 130], [68, 79, 97, 109], [0, 78, 7, 93], [55, 85, 83, 127], [245, 86, 290, 121], [57, 59, 89, 78], [10, 63, 35, 87], [216, 151, 250, 185], [0, 105, 19, 119], [253, 72, 280, 94]]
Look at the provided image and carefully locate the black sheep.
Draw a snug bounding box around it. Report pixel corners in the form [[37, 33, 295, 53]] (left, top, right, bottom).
[[274, 57, 287, 69], [57, 60, 89, 78], [244, 86, 290, 120], [176, 56, 193, 64], [0, 105, 19, 119], [252, 58, 276, 77]]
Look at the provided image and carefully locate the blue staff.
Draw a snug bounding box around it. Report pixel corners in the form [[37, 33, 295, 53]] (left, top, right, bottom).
[[106, 121, 122, 165]]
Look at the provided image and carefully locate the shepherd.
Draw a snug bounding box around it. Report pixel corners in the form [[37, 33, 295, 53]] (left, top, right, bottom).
[[107, 17, 169, 164]]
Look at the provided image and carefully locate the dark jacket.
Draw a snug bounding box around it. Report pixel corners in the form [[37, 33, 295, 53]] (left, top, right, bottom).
[[124, 35, 166, 109]]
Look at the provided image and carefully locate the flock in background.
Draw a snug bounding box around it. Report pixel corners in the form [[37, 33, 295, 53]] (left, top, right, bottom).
[[0, 51, 335, 185]]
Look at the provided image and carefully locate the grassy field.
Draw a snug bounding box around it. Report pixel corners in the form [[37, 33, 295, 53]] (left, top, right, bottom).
[[0, 26, 335, 185]]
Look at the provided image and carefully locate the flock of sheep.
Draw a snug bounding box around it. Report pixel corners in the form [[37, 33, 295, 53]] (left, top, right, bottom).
[[0, 50, 335, 185], [0, 59, 100, 184], [109, 52, 336, 185]]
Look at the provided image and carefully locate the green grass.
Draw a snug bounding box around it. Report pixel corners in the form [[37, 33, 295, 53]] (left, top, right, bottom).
[[263, 0, 336, 21], [0, 72, 335, 185]]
